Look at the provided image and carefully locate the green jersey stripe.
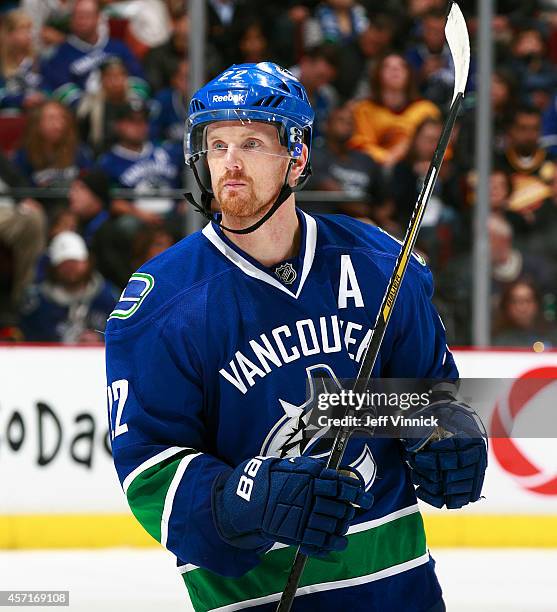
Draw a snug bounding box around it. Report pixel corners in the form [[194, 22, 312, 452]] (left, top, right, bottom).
[[126, 448, 197, 543], [183, 509, 427, 612], [212, 553, 431, 612], [123, 446, 191, 494]]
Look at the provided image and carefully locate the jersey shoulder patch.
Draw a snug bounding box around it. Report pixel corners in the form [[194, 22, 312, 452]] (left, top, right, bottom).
[[109, 272, 155, 320]]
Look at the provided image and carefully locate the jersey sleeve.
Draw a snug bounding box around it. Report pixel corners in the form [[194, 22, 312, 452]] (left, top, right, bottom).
[[381, 262, 458, 380], [105, 314, 264, 577]]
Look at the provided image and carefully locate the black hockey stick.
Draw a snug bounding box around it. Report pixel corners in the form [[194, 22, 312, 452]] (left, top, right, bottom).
[[276, 3, 470, 610]]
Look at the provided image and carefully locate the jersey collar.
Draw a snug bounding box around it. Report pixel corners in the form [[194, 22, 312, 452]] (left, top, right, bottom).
[[202, 209, 317, 299]]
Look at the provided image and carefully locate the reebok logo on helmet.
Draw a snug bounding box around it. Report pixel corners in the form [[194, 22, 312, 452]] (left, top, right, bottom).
[[211, 91, 247, 105]]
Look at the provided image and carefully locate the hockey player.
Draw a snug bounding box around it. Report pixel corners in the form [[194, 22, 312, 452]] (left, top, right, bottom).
[[105, 63, 487, 612]]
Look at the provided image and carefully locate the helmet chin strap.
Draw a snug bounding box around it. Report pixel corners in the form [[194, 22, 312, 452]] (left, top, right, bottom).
[[185, 158, 302, 235]]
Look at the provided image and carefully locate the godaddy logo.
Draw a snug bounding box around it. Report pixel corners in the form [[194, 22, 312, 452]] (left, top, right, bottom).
[[212, 91, 247, 105]]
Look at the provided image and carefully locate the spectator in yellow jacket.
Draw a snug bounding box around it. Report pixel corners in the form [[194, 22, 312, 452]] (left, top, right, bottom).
[[350, 53, 440, 167]]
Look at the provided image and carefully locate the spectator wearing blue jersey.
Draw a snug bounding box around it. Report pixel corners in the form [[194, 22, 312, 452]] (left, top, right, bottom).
[[40, 0, 147, 107], [504, 26, 557, 110], [19, 230, 118, 343], [12, 100, 93, 190], [149, 59, 188, 145], [305, 0, 369, 47], [97, 99, 181, 224], [0, 9, 46, 113], [77, 56, 147, 156], [406, 8, 456, 109]]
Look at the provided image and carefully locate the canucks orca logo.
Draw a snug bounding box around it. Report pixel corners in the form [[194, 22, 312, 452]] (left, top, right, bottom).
[[260, 364, 377, 491], [274, 263, 297, 285], [109, 273, 155, 320]]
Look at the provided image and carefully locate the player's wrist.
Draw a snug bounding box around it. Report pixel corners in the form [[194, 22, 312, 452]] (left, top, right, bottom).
[[212, 465, 274, 551]]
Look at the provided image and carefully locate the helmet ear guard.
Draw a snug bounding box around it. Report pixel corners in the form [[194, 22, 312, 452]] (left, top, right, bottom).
[[184, 63, 314, 234]]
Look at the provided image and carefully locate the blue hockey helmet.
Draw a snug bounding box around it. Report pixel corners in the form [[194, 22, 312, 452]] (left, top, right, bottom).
[[184, 63, 315, 234]]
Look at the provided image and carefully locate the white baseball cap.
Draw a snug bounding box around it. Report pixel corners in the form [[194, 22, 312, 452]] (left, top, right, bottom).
[[49, 231, 89, 266]]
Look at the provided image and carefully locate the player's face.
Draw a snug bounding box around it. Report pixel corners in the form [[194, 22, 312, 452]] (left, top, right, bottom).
[[206, 122, 291, 219]]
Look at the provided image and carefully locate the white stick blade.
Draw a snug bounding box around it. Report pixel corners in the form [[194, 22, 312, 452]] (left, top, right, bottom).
[[445, 2, 470, 103]]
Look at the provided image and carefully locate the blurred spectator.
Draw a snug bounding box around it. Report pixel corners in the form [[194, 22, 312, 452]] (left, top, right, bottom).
[[68, 168, 110, 244], [207, 0, 259, 68], [484, 168, 530, 241], [12, 100, 93, 189], [350, 12, 399, 100], [77, 56, 146, 156], [0, 9, 45, 114], [266, 3, 315, 67], [350, 53, 440, 167], [68, 167, 136, 288], [103, 0, 172, 59], [505, 26, 557, 111], [309, 104, 386, 219], [305, 0, 369, 47], [149, 58, 188, 144], [143, 11, 189, 92], [436, 214, 556, 344], [41, 0, 146, 107], [234, 18, 270, 64], [406, 8, 456, 109], [19, 230, 118, 343], [21, 0, 74, 49], [391, 117, 460, 270], [495, 105, 557, 234], [0, 154, 46, 338], [487, 214, 555, 298], [492, 279, 557, 348], [131, 223, 175, 269], [541, 92, 557, 158], [455, 69, 517, 172], [97, 99, 181, 222], [406, 0, 445, 19], [290, 45, 339, 146]]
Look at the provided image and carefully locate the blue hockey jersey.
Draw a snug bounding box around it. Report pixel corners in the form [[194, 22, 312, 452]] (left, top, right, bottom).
[[97, 142, 180, 214], [41, 33, 146, 106], [105, 211, 458, 612]]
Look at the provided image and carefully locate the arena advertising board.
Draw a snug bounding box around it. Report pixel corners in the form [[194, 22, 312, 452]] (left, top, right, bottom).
[[0, 347, 556, 547]]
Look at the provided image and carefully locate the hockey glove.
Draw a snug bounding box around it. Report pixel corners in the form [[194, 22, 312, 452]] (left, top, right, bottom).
[[212, 455, 373, 557], [402, 401, 487, 509]]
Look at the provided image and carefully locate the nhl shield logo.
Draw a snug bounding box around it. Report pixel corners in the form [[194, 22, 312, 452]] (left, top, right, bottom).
[[274, 263, 297, 285]]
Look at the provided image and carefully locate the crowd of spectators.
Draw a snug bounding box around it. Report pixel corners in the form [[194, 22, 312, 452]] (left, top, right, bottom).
[[1, 0, 557, 348]]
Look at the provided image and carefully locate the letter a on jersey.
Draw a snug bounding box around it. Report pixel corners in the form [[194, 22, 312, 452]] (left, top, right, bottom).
[[338, 255, 364, 309]]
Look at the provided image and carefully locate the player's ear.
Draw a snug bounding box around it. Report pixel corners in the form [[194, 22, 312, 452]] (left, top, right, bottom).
[[288, 143, 309, 187]]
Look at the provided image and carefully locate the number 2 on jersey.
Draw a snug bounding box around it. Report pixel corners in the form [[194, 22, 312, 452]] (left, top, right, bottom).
[[107, 379, 129, 440]]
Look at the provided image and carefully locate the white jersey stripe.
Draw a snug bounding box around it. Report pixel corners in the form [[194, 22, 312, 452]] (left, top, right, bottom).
[[208, 553, 431, 611], [122, 446, 192, 494], [160, 452, 202, 548], [177, 504, 421, 574]]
